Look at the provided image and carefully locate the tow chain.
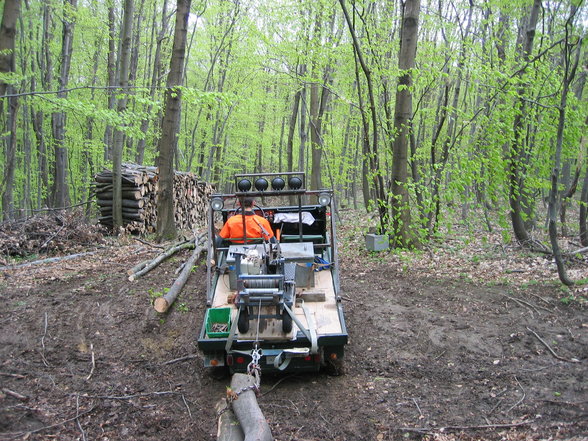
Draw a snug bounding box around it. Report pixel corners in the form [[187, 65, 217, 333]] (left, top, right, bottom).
[[217, 346, 262, 416]]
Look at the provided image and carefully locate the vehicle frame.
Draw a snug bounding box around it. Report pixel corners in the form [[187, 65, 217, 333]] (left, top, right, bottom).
[[197, 172, 348, 374]]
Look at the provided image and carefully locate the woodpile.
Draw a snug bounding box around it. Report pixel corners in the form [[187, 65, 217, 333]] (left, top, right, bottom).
[[94, 163, 213, 234], [0, 210, 105, 258]]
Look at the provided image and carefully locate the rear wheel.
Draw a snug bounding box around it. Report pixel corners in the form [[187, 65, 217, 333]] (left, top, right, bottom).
[[282, 311, 292, 333], [238, 308, 249, 333]]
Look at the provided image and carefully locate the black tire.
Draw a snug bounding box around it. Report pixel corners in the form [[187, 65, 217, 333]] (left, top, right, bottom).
[[210, 365, 230, 380], [238, 308, 249, 333], [324, 357, 345, 376], [282, 310, 293, 333]]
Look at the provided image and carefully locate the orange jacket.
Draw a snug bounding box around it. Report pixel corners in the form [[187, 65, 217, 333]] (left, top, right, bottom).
[[219, 213, 274, 243]]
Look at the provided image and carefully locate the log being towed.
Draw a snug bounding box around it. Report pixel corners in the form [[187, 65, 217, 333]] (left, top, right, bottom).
[[228, 373, 272, 441]]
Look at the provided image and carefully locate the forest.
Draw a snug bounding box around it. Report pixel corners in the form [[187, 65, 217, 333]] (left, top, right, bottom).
[[1, 2, 588, 439], [0, 0, 587, 251]]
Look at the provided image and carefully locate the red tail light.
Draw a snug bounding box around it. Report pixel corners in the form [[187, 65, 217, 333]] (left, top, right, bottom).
[[236, 356, 245, 364]]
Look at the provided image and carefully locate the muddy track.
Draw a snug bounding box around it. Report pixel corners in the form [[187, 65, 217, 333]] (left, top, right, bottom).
[[0, 245, 586, 440]]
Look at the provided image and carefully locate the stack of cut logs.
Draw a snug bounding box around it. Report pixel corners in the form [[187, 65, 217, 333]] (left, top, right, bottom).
[[95, 163, 213, 234]]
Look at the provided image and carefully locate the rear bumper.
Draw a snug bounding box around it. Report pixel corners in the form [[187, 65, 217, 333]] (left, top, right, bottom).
[[198, 327, 348, 372]]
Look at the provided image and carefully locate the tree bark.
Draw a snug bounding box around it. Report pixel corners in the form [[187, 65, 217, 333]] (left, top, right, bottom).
[[548, 8, 582, 286], [216, 399, 244, 441], [230, 374, 272, 441], [1, 92, 19, 220], [156, 0, 191, 241], [339, 0, 386, 229], [136, 0, 169, 165], [508, 0, 541, 245], [580, 173, 588, 246], [112, 0, 135, 230], [0, 0, 20, 98], [50, 0, 77, 209], [390, 0, 420, 246], [0, 0, 21, 219], [154, 236, 207, 313], [103, 5, 117, 162]]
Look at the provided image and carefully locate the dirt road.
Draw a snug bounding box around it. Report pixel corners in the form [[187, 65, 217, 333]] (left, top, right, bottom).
[[1, 237, 586, 440]]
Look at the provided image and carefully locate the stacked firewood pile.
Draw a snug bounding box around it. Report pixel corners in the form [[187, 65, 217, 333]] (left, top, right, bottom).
[[95, 164, 213, 234], [0, 210, 105, 257]]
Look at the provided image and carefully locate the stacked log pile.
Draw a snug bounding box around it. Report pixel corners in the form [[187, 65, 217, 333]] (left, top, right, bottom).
[[95, 164, 213, 234]]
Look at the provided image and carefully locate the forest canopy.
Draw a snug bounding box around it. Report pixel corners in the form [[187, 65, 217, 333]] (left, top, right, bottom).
[[0, 0, 586, 250]]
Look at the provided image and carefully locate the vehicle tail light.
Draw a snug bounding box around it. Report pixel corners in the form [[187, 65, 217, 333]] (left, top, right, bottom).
[[236, 356, 245, 364], [210, 359, 219, 366], [226, 355, 233, 366]]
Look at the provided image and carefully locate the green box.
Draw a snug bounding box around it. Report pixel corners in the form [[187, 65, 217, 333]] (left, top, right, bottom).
[[205, 308, 231, 338]]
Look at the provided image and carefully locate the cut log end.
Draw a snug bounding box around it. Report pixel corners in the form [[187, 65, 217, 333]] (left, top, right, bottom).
[[154, 297, 170, 313]]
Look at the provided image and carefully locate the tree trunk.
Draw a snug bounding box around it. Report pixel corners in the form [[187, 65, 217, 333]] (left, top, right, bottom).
[[0, 0, 20, 220], [1, 92, 19, 220], [287, 88, 301, 174], [103, 5, 117, 162], [508, 0, 541, 245], [156, 0, 191, 241], [339, 0, 386, 229], [51, 0, 77, 209], [548, 7, 581, 286], [112, 0, 135, 230], [298, 74, 308, 176], [0, 0, 20, 98], [580, 146, 588, 247], [230, 374, 273, 441], [390, 0, 420, 247], [154, 237, 207, 313], [136, 0, 169, 165]]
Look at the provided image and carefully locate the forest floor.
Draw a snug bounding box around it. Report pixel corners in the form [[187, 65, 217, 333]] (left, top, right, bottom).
[[0, 211, 587, 441]]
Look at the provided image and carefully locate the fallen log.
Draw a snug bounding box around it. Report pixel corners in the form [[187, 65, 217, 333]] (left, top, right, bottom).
[[128, 238, 199, 281], [154, 236, 207, 313], [229, 374, 272, 441], [216, 399, 244, 441], [0, 250, 99, 270], [128, 259, 151, 276]]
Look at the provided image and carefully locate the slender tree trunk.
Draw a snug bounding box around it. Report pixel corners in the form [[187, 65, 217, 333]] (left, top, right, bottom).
[[287, 88, 301, 174], [579, 130, 588, 247], [156, 0, 191, 240], [560, 57, 586, 236], [298, 79, 308, 174], [1, 93, 18, 220], [0, 0, 21, 219], [548, 11, 582, 286], [339, 0, 385, 228], [390, 0, 420, 247], [51, 0, 77, 209], [103, 5, 117, 162], [136, 0, 169, 165], [112, 0, 134, 230], [0, 0, 20, 98], [508, 0, 541, 245]]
